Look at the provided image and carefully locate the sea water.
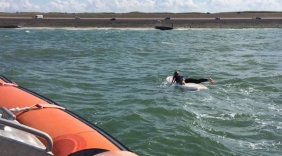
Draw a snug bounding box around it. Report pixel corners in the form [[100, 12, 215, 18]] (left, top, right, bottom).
[[0, 28, 281, 156]]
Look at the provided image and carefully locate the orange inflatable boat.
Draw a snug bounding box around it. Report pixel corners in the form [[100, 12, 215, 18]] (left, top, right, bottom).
[[0, 75, 137, 156]]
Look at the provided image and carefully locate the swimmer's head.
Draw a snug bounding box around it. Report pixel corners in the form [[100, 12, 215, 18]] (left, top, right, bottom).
[[173, 71, 179, 76]]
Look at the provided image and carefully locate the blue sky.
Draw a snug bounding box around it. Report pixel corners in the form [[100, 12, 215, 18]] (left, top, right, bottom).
[[1, 0, 282, 13]]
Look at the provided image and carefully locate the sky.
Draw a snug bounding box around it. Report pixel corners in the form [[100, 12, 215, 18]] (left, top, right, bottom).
[[1, 0, 282, 13]]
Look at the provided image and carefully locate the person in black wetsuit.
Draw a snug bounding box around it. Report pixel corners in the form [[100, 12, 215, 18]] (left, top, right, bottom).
[[171, 71, 215, 85]]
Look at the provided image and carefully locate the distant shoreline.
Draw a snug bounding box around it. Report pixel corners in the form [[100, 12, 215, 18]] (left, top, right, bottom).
[[1, 12, 282, 29]]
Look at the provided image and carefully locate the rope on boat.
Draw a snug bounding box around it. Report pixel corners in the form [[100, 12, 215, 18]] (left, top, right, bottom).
[[9, 104, 65, 113], [0, 82, 18, 87]]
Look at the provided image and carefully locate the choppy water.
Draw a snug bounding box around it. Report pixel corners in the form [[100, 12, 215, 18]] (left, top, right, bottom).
[[1, 28, 282, 156]]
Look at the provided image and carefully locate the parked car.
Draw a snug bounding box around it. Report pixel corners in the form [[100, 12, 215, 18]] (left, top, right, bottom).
[[165, 17, 170, 20], [255, 17, 262, 19], [75, 16, 81, 19], [110, 18, 116, 20], [215, 17, 220, 20]]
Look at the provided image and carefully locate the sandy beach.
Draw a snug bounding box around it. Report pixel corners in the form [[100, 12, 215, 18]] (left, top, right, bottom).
[[1, 12, 282, 29]]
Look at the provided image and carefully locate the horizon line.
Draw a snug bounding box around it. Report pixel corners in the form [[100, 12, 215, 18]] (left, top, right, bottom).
[[1, 11, 282, 14]]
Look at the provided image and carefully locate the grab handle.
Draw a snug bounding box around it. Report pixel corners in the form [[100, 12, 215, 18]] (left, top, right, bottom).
[[0, 118, 53, 153]]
